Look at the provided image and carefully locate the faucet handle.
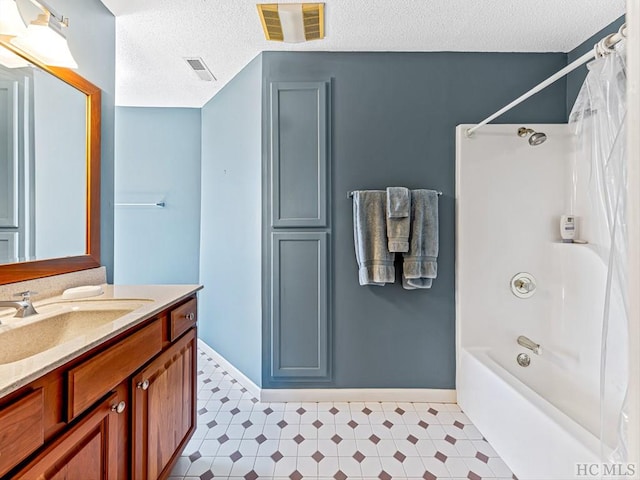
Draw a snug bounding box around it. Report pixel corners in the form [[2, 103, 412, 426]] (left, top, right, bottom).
[[14, 290, 37, 301]]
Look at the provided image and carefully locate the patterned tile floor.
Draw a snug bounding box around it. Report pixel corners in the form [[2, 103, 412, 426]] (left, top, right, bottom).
[[169, 349, 516, 480]]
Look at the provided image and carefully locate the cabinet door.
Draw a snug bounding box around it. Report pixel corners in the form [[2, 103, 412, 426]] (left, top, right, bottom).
[[0, 232, 18, 264], [0, 80, 18, 229], [270, 81, 329, 228], [11, 392, 123, 479], [270, 232, 330, 381], [131, 328, 196, 480]]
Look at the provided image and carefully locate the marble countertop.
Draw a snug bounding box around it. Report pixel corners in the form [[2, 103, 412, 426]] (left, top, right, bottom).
[[0, 284, 203, 398]]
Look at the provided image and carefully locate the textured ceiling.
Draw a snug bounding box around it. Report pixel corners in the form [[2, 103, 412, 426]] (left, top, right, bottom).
[[99, 0, 625, 108]]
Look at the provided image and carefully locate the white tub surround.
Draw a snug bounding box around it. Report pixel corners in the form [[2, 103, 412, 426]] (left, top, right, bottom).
[[456, 124, 608, 479], [0, 283, 202, 397]]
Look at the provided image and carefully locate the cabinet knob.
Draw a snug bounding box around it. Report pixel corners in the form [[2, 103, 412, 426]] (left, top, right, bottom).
[[137, 379, 150, 390], [111, 401, 126, 414], [185, 312, 195, 321]]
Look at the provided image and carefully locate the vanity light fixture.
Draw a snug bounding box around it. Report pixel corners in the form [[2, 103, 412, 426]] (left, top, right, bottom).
[[0, 0, 78, 69], [257, 3, 324, 43], [0, 43, 29, 67], [0, 0, 28, 37]]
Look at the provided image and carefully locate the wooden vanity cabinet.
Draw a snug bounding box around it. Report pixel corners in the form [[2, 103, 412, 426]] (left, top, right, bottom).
[[0, 294, 198, 480], [12, 388, 126, 480], [131, 328, 197, 479]]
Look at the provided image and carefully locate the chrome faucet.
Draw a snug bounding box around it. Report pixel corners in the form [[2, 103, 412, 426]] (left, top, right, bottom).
[[0, 291, 39, 320], [517, 335, 542, 355]]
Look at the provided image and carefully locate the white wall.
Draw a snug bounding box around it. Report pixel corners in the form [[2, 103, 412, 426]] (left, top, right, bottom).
[[625, 0, 640, 468]]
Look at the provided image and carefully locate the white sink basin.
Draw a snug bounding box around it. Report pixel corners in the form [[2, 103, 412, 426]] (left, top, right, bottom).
[[0, 299, 151, 365]]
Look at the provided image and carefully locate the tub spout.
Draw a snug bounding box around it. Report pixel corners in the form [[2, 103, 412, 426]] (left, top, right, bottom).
[[517, 335, 542, 355]]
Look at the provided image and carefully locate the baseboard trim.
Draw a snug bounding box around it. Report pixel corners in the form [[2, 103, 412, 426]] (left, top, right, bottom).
[[197, 339, 262, 400], [260, 388, 457, 403], [197, 339, 457, 404]]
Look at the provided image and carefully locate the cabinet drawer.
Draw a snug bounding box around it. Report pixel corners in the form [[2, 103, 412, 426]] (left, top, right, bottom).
[[67, 319, 162, 420], [12, 393, 120, 480], [0, 388, 44, 477], [170, 297, 197, 341]]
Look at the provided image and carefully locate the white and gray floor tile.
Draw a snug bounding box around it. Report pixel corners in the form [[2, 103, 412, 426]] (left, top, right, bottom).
[[169, 349, 517, 480]]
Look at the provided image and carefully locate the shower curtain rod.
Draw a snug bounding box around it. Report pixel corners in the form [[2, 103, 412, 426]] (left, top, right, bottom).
[[465, 23, 627, 137]]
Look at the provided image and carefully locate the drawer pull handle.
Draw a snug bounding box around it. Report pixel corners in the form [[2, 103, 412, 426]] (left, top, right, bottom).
[[137, 379, 150, 390], [111, 401, 126, 414], [185, 312, 195, 321]]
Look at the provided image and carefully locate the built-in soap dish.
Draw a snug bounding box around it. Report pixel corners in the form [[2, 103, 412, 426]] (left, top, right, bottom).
[[62, 285, 104, 300]]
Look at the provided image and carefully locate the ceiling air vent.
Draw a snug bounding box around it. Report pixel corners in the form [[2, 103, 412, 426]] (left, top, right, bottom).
[[184, 57, 216, 82], [257, 3, 324, 43]]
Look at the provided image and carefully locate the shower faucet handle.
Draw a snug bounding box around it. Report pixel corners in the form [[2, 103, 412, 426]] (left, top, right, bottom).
[[514, 278, 534, 292], [510, 273, 536, 298]]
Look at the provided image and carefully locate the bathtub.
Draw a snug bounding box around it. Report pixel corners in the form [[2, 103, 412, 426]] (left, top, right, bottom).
[[458, 346, 601, 480]]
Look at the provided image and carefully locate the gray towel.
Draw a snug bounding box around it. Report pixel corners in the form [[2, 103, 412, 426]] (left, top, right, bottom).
[[353, 191, 396, 286], [402, 189, 439, 290], [402, 276, 433, 290], [386, 187, 410, 252]]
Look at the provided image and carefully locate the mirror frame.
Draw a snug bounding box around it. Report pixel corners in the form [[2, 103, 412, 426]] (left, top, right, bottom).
[[0, 38, 101, 285]]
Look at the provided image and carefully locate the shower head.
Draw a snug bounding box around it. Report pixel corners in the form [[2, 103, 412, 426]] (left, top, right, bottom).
[[517, 127, 547, 146]]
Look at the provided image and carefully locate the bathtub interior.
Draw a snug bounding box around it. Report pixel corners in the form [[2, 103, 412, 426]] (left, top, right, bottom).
[[456, 124, 625, 461]]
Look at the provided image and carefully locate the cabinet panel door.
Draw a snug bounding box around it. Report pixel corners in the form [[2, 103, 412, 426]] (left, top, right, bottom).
[[271, 232, 330, 380], [0, 232, 18, 264], [12, 393, 121, 480], [0, 80, 18, 228], [270, 81, 329, 228], [0, 388, 44, 477], [131, 329, 196, 480]]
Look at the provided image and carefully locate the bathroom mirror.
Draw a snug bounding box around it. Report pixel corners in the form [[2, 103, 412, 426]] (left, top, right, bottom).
[[0, 40, 100, 285]]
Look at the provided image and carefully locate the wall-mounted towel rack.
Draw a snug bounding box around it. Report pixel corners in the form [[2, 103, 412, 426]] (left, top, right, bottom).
[[115, 201, 166, 208], [347, 190, 443, 199]]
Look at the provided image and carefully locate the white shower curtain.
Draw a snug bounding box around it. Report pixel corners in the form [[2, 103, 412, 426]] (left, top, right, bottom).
[[569, 42, 628, 463]]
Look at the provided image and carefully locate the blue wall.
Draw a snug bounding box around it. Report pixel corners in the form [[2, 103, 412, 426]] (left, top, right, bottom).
[[114, 107, 202, 284], [33, 70, 86, 259], [261, 51, 568, 388], [566, 16, 625, 116], [200, 55, 263, 386], [51, 0, 116, 281]]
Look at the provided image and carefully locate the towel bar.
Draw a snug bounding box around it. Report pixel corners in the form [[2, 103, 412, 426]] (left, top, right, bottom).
[[115, 201, 166, 207], [347, 190, 443, 198]]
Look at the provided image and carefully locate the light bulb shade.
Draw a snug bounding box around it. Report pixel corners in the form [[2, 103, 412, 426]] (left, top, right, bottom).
[[278, 4, 305, 43], [15, 0, 45, 26], [0, 45, 29, 67], [0, 0, 28, 37], [10, 22, 77, 68]]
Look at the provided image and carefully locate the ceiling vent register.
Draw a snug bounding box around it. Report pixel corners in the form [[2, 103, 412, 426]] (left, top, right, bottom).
[[184, 57, 216, 82]]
